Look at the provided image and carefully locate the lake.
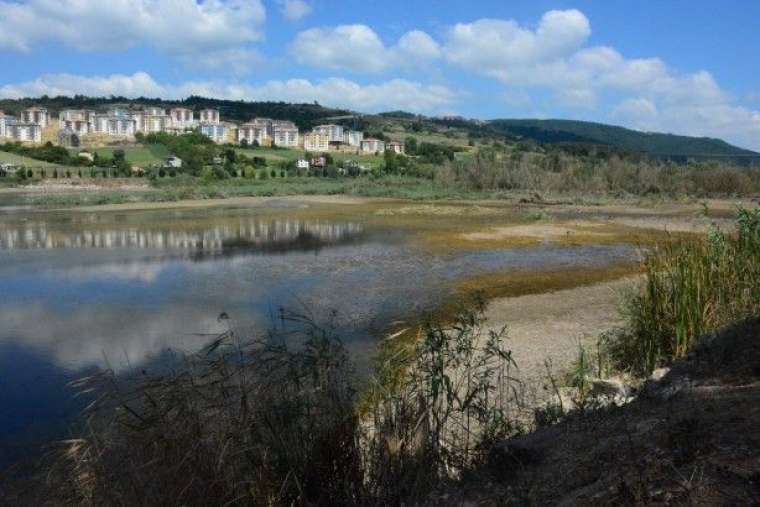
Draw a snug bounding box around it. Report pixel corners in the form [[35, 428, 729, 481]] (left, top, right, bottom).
[[0, 199, 636, 466]]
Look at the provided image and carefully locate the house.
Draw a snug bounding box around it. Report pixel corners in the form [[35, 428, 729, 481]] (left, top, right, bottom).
[[296, 159, 310, 170], [313, 124, 344, 143], [200, 123, 228, 144], [387, 141, 405, 155], [0, 163, 20, 176], [163, 156, 183, 168], [272, 120, 299, 147], [7, 124, 42, 143], [303, 132, 329, 152], [170, 108, 195, 129], [198, 109, 220, 124], [20, 107, 49, 128], [345, 130, 364, 147], [360, 138, 385, 154]]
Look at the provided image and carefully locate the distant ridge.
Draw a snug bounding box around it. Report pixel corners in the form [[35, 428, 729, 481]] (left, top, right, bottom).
[[486, 119, 758, 159]]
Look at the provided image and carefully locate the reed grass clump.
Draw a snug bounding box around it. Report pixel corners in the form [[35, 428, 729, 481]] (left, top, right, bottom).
[[46, 302, 520, 505], [610, 207, 760, 374]]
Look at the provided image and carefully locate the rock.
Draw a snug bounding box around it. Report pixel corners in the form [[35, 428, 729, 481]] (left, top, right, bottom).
[[589, 378, 630, 399], [649, 367, 671, 382]]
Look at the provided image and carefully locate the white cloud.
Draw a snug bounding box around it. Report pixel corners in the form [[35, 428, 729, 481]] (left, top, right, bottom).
[[0, 72, 456, 114], [289, 24, 441, 73], [0, 0, 266, 69], [278, 0, 311, 21]]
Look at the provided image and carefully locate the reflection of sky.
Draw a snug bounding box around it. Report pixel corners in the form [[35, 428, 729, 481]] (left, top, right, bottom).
[[0, 206, 637, 465]]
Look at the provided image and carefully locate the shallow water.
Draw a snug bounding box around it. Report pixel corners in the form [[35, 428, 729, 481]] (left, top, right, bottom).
[[0, 201, 636, 466]]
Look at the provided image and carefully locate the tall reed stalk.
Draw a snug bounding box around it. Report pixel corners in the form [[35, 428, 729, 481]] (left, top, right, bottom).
[[613, 208, 760, 374]]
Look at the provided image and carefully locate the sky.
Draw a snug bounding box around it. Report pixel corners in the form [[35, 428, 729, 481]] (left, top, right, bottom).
[[1, 0, 760, 150]]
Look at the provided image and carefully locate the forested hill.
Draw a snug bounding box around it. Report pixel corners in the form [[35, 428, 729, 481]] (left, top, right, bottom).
[[0, 96, 350, 130], [487, 119, 758, 159]]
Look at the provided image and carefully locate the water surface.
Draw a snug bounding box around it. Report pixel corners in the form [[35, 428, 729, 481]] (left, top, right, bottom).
[[0, 201, 635, 465]]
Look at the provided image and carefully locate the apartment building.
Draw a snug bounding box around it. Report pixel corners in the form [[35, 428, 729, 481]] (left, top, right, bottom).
[[313, 124, 344, 143], [237, 122, 268, 146], [20, 107, 49, 128], [0, 112, 5, 138], [8, 124, 42, 143], [200, 123, 229, 144], [344, 130, 364, 147], [303, 132, 329, 152], [272, 120, 299, 148], [170, 108, 195, 129], [59, 109, 96, 123], [360, 138, 385, 154], [60, 119, 92, 135], [198, 109, 220, 124]]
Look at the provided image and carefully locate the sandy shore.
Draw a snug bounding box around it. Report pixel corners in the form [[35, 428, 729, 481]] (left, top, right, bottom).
[[482, 276, 638, 413]]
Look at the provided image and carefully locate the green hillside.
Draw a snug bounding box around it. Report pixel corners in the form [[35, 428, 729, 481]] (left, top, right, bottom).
[[487, 119, 758, 159]]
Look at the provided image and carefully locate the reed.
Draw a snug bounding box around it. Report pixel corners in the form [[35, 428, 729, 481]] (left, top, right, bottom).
[[610, 207, 760, 374]]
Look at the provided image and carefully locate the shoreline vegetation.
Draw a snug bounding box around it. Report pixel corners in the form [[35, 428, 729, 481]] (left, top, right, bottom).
[[4, 208, 758, 504]]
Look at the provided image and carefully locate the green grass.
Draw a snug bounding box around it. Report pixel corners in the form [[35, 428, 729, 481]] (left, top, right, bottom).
[[0, 151, 77, 169], [609, 208, 760, 374], [93, 144, 170, 166]]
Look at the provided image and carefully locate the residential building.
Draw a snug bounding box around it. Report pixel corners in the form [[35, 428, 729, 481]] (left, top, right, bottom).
[[387, 141, 405, 155], [313, 124, 344, 143], [59, 119, 92, 135], [140, 111, 172, 133], [237, 122, 269, 146], [143, 107, 165, 117], [20, 107, 49, 128], [170, 108, 195, 129], [272, 120, 299, 147], [310, 156, 327, 168], [360, 138, 385, 154], [303, 132, 329, 152], [1, 114, 17, 139], [58, 128, 80, 147], [345, 130, 364, 147], [296, 159, 310, 170], [8, 124, 42, 143], [59, 109, 96, 123], [200, 123, 228, 144], [163, 156, 183, 168], [198, 109, 220, 123], [0, 112, 5, 138]]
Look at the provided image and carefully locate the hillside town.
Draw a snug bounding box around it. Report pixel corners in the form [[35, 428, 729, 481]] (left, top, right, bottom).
[[0, 106, 404, 155]]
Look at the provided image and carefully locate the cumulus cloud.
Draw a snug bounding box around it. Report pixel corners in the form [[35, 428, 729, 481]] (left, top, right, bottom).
[[439, 9, 760, 150], [0, 72, 456, 114], [289, 24, 441, 73], [278, 0, 311, 21], [0, 0, 266, 70]]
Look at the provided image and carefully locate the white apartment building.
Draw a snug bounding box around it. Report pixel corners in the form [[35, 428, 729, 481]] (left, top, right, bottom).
[[140, 112, 172, 133], [345, 130, 364, 147], [361, 138, 385, 154], [303, 132, 329, 152], [170, 108, 195, 129], [8, 124, 42, 143], [200, 123, 228, 144], [272, 120, 299, 147], [198, 109, 220, 124], [20, 107, 49, 128], [0, 112, 5, 138], [59, 109, 96, 123], [313, 124, 344, 143], [60, 119, 92, 135], [237, 123, 268, 145]]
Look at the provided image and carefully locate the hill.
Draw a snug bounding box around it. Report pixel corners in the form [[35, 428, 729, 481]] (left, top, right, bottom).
[[486, 118, 758, 160]]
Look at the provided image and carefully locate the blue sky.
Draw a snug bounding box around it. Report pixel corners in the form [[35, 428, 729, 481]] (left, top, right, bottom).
[[2, 0, 759, 149]]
